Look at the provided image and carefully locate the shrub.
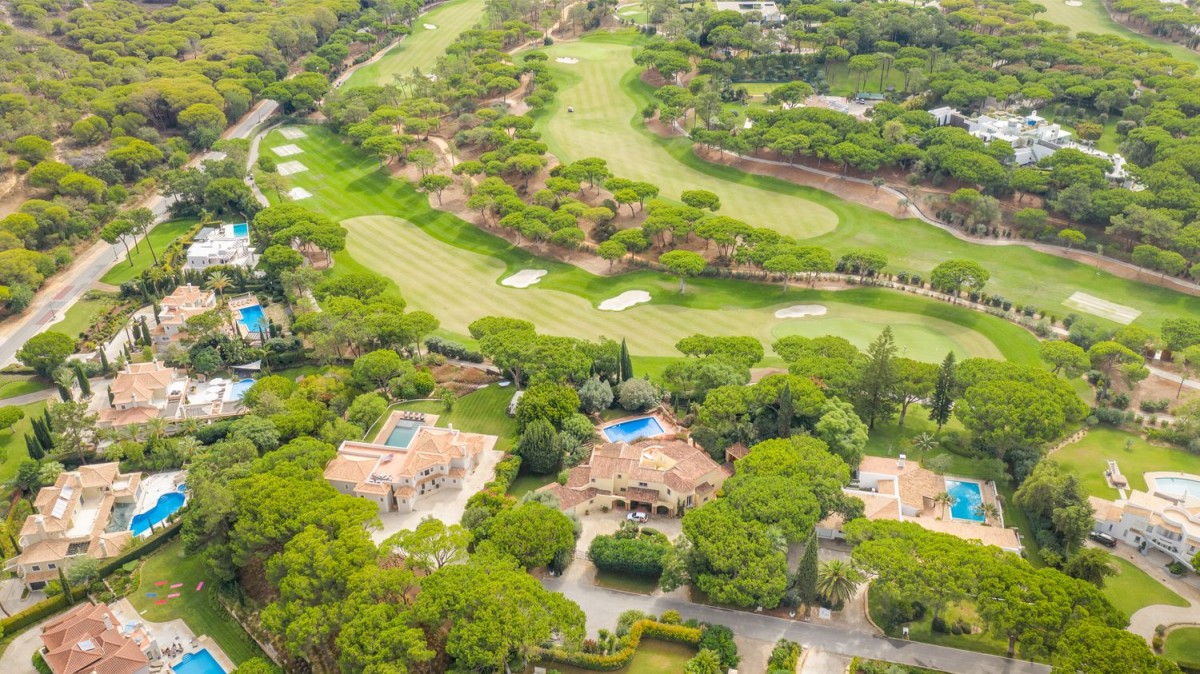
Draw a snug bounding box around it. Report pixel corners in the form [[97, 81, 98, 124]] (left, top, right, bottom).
[[931, 615, 948, 633], [33, 651, 53, 674], [538, 620, 702, 671], [1093, 407, 1125, 425], [616, 378, 659, 411], [587, 533, 670, 576], [425, 336, 484, 362], [697, 623, 739, 670], [1139, 398, 1171, 413], [766, 639, 802, 672]]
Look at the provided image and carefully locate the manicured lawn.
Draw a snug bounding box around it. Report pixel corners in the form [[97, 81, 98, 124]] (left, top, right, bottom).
[[868, 590, 1017, 659], [260, 125, 1036, 362], [1036, 0, 1200, 68], [101, 218, 196, 285], [1101, 555, 1188, 618], [1165, 627, 1200, 667], [342, 0, 486, 89], [1051, 427, 1200, 499], [531, 639, 696, 674], [507, 472, 553, 497], [0, 375, 49, 400], [0, 401, 46, 486], [129, 539, 265, 665], [49, 296, 115, 343], [532, 33, 1200, 332], [392, 383, 518, 451]]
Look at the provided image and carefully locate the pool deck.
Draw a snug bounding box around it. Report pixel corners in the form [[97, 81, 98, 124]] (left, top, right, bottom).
[[372, 410, 438, 444], [597, 412, 678, 442], [110, 599, 237, 673], [135, 471, 186, 537], [1145, 471, 1200, 501]]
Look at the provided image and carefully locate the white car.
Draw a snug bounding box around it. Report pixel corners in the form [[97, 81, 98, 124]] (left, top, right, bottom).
[[626, 511, 648, 523]]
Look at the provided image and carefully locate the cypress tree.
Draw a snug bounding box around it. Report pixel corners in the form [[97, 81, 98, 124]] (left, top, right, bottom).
[[856, 327, 898, 429], [58, 566, 74, 605], [776, 382, 794, 439], [619, 338, 634, 382], [153, 301, 161, 325], [928, 351, 957, 431], [98, 348, 110, 374], [795, 534, 819, 611], [43, 407, 52, 433], [73, 363, 91, 398], [25, 433, 44, 461]]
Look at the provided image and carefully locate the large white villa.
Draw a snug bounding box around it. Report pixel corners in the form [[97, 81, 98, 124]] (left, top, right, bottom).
[[1090, 472, 1200, 569], [184, 223, 257, 271]]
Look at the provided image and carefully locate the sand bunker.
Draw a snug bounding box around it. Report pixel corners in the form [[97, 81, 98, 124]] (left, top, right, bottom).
[[286, 187, 312, 200], [555, 57, 580, 65], [1062, 291, 1141, 325], [277, 161, 308, 176], [599, 290, 651, 311], [279, 127, 306, 140], [1064, 1, 1082, 6], [501, 269, 547, 288], [423, 23, 437, 29], [774, 305, 827, 319], [272, 144, 302, 157]]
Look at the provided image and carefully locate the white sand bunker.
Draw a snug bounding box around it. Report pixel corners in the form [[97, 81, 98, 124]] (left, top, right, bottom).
[[277, 160, 308, 176], [279, 127, 307, 140], [286, 187, 312, 200], [423, 23, 437, 29], [1063, 291, 1141, 324], [272, 144, 302, 157], [1065, 1, 1082, 6], [501, 269, 547, 288], [599, 290, 651, 311], [774, 304, 827, 319], [556, 57, 580, 64]]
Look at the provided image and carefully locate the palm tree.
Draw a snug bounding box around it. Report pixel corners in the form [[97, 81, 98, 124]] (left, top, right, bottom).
[[910, 432, 938, 457], [816, 560, 862, 606], [974, 502, 1000, 523], [206, 271, 231, 300], [53, 369, 75, 402], [934, 491, 955, 518]]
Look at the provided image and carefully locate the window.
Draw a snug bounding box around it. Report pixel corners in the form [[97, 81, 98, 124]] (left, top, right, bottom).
[[638, 482, 648, 488], [31, 565, 40, 571], [48, 563, 56, 570]]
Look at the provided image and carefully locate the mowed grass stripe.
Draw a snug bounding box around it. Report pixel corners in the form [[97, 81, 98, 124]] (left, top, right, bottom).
[[528, 33, 1200, 331], [342, 0, 488, 89], [260, 125, 1034, 361], [535, 40, 838, 239]]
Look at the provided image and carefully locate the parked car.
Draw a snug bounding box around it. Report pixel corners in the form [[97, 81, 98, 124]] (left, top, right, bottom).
[[1089, 531, 1117, 548], [626, 511, 648, 523]]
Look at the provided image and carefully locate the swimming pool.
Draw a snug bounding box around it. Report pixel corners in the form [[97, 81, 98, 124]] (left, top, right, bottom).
[[1155, 476, 1200, 499], [385, 421, 421, 448], [131, 488, 186, 536], [231, 223, 249, 238], [603, 416, 665, 443], [237, 305, 267, 333], [230, 378, 254, 400], [945, 479, 985, 522], [173, 649, 226, 674]]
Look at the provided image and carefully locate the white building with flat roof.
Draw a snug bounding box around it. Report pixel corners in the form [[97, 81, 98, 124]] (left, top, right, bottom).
[[714, 1, 784, 21], [184, 223, 256, 271]]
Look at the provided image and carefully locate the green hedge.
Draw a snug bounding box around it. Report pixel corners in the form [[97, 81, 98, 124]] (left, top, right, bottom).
[[587, 535, 669, 577], [0, 593, 70, 635], [32, 650, 53, 674], [538, 619, 701, 671]]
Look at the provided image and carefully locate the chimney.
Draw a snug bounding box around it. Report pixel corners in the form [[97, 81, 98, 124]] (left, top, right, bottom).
[[35, 515, 46, 534], [103, 614, 112, 630], [898, 454, 906, 469]]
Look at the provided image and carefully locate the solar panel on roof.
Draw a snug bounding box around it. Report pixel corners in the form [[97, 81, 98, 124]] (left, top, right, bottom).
[[51, 496, 70, 519], [78, 639, 95, 651]]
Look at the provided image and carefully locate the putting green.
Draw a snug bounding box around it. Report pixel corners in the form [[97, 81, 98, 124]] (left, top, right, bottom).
[[258, 124, 1037, 362], [342, 0, 487, 89], [345, 214, 1001, 360], [535, 40, 839, 240], [528, 33, 1200, 331]]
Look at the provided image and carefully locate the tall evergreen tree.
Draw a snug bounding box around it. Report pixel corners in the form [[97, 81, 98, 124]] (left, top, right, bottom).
[[928, 351, 957, 431], [25, 433, 44, 461], [856, 327, 898, 429], [42, 407, 53, 433], [98, 348, 110, 374], [73, 363, 91, 397], [619, 338, 634, 382], [776, 383, 794, 438], [795, 534, 819, 611]]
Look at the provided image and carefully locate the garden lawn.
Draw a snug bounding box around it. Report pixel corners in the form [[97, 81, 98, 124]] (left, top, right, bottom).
[[1165, 627, 1200, 668], [531, 640, 696, 674], [1036, 0, 1200, 68], [392, 383, 518, 451], [507, 472, 553, 497], [868, 591, 1016, 659], [342, 0, 487, 89], [260, 125, 1034, 363], [1050, 427, 1200, 499], [101, 219, 196, 285], [0, 400, 45, 485], [129, 539, 265, 665], [50, 297, 113, 342], [0, 375, 49, 400], [532, 33, 1200, 332], [1100, 555, 1188, 618]]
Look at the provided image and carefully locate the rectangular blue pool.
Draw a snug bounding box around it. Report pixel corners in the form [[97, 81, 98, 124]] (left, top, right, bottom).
[[173, 649, 226, 674], [385, 421, 421, 448], [602, 416, 665, 443], [231, 223, 249, 238], [237, 305, 267, 333], [946, 479, 985, 522]]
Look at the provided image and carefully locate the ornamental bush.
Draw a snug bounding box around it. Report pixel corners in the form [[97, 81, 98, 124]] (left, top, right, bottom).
[[587, 534, 670, 577]]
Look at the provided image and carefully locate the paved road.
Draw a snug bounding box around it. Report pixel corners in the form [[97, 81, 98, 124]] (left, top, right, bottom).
[[541, 577, 1050, 674], [0, 99, 280, 367]]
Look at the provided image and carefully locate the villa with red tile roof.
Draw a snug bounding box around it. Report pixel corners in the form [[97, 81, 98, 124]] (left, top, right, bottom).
[[5, 464, 140, 590], [325, 412, 498, 513], [95, 361, 245, 430], [539, 438, 732, 516], [38, 601, 159, 674], [149, 284, 216, 350]]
